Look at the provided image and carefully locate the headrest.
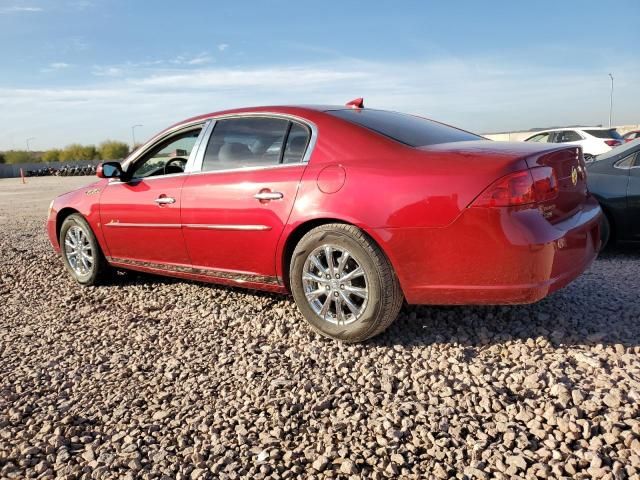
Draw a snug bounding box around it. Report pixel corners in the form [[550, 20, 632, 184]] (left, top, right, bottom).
[[218, 142, 252, 162]]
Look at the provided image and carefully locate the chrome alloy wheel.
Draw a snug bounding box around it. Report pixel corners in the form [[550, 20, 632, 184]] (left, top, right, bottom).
[[64, 225, 94, 276], [301, 245, 369, 325]]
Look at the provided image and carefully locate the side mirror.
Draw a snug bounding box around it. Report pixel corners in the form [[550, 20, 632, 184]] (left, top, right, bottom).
[[97, 162, 123, 179]]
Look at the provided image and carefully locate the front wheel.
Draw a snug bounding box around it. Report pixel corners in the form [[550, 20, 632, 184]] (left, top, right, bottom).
[[290, 224, 403, 342], [60, 214, 110, 285]]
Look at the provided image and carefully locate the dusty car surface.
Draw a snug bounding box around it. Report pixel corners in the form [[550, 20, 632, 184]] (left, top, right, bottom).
[[47, 100, 602, 342]]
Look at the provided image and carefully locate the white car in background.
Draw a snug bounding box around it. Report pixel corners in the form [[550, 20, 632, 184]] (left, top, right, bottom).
[[524, 127, 624, 161]]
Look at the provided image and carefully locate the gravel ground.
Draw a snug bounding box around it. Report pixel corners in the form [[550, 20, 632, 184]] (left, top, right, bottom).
[[1, 176, 639, 479]]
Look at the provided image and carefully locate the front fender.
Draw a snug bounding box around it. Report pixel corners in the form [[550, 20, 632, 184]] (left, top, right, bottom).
[[47, 180, 109, 256]]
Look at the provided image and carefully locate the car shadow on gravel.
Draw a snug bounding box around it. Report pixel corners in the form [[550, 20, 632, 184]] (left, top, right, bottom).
[[597, 244, 640, 260], [373, 246, 640, 349], [106, 248, 639, 349], [111, 269, 284, 300]]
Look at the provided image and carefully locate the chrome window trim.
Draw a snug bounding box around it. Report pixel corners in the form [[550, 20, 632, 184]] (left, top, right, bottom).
[[187, 162, 306, 177], [192, 112, 318, 174], [107, 121, 209, 186], [108, 170, 187, 185], [120, 119, 210, 172], [186, 120, 215, 174], [614, 153, 636, 170], [183, 120, 211, 173]]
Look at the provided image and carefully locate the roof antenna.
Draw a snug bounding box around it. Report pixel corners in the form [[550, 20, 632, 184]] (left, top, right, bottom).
[[345, 97, 364, 109]]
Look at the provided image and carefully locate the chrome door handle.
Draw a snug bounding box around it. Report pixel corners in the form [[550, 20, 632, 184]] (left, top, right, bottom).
[[154, 196, 176, 205], [254, 191, 283, 201]]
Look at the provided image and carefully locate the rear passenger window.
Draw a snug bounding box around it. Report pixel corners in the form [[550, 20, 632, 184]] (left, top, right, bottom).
[[283, 122, 310, 163], [202, 117, 289, 171], [527, 133, 550, 143], [615, 154, 635, 169], [558, 131, 582, 142]]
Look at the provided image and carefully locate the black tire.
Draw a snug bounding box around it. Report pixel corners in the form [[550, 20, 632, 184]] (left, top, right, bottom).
[[289, 223, 403, 342], [59, 214, 110, 286], [600, 213, 612, 250]]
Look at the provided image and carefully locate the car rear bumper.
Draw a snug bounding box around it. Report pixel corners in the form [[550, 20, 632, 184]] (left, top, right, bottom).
[[372, 195, 602, 305]]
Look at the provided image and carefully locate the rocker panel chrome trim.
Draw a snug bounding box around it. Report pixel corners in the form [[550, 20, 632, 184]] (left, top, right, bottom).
[[106, 257, 280, 285]]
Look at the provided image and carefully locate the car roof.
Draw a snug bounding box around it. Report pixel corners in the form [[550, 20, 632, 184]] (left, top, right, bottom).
[[526, 127, 619, 139], [529, 126, 613, 134], [175, 104, 349, 125]]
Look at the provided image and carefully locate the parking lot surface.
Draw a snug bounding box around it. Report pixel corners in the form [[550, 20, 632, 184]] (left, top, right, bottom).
[[1, 176, 639, 479]]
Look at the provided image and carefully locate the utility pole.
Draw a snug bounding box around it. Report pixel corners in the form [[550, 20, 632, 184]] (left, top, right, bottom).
[[131, 124, 143, 150], [608, 73, 614, 128], [26, 137, 35, 152]]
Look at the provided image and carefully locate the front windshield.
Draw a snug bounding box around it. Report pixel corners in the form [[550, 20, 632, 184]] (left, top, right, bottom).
[[594, 137, 640, 161]]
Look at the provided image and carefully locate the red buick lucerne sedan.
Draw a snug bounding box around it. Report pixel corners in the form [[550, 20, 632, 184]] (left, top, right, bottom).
[[47, 99, 602, 342]]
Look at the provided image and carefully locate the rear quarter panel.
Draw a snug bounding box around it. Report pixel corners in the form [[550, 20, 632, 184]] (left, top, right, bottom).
[[286, 119, 533, 231]]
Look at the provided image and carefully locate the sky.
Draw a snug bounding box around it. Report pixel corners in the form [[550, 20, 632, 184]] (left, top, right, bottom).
[[0, 0, 639, 151]]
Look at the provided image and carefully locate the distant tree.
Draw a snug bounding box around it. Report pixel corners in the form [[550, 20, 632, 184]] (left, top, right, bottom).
[[60, 144, 98, 162], [99, 140, 130, 160], [42, 149, 61, 162], [4, 150, 33, 164], [0, 152, 4, 164]]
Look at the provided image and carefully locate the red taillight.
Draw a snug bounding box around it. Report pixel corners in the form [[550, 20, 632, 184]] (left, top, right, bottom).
[[605, 140, 621, 147], [472, 167, 558, 208]]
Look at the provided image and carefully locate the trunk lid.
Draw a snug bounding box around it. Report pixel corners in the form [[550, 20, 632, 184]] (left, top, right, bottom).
[[525, 145, 587, 222], [420, 141, 588, 222]]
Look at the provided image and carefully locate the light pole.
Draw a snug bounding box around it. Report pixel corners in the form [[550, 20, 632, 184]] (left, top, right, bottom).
[[608, 73, 614, 128], [26, 137, 35, 152], [131, 124, 143, 150]]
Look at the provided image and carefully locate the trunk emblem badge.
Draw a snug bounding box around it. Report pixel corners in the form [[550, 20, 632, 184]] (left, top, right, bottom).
[[571, 167, 578, 186]]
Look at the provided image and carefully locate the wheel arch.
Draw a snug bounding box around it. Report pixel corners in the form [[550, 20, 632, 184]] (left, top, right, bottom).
[[279, 217, 402, 294], [56, 207, 81, 244], [596, 200, 617, 245]]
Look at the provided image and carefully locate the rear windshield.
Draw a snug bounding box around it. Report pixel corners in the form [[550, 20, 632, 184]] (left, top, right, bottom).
[[328, 109, 482, 147], [584, 129, 622, 139]]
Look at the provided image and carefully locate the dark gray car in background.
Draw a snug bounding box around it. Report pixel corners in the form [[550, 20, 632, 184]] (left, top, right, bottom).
[[587, 139, 640, 247]]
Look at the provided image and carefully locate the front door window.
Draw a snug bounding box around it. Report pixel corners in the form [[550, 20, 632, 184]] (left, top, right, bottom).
[[129, 128, 202, 178]]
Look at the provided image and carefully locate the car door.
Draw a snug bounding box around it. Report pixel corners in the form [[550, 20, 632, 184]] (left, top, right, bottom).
[[99, 124, 205, 266], [628, 152, 640, 240], [180, 116, 312, 284]]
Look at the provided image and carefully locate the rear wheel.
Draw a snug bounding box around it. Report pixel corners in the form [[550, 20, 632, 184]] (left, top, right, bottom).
[[60, 214, 110, 285], [600, 213, 612, 250], [290, 224, 403, 342]]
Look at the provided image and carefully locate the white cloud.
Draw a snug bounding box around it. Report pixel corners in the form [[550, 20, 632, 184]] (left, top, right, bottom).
[[91, 66, 124, 77], [69, 0, 93, 10], [0, 5, 43, 13], [1, 57, 639, 149], [218, 43, 229, 52], [133, 66, 366, 89], [170, 53, 213, 66], [40, 62, 71, 73]]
